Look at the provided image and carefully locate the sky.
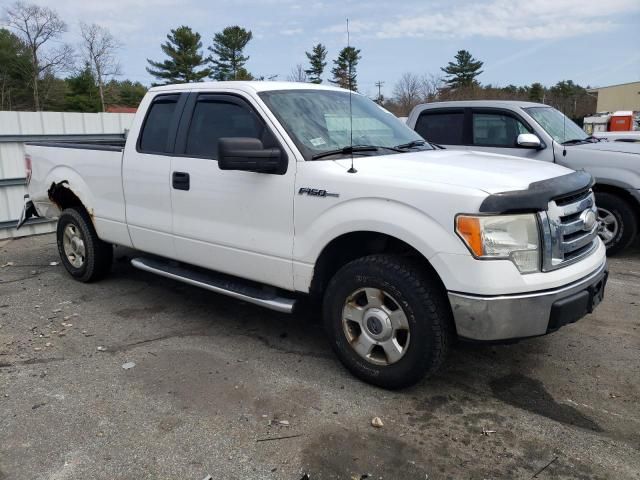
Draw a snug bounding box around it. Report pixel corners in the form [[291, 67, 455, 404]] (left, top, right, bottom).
[[3, 0, 640, 97]]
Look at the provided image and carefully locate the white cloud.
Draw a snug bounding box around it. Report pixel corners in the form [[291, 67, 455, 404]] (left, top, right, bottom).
[[280, 27, 303, 35], [325, 0, 640, 41]]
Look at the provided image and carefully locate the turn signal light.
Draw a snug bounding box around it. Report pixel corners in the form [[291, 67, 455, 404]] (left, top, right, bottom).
[[456, 216, 483, 256]]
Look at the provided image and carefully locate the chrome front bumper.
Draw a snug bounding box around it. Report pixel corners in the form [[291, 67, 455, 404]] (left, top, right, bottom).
[[448, 261, 608, 341]]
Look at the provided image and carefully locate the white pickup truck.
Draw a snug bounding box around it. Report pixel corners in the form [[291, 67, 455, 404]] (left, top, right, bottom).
[[19, 82, 608, 388]]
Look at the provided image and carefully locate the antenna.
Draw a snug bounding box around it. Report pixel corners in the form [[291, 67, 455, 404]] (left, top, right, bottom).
[[562, 100, 567, 157], [346, 18, 357, 174]]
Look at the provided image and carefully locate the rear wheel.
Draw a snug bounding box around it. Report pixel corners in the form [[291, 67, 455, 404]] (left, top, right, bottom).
[[595, 192, 637, 255], [56, 207, 113, 282], [323, 254, 452, 389]]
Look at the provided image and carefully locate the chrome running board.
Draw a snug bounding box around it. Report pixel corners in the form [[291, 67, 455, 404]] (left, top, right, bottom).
[[131, 257, 296, 314]]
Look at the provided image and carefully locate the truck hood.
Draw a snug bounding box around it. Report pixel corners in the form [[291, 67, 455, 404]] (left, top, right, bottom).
[[569, 141, 640, 155], [334, 149, 575, 194]]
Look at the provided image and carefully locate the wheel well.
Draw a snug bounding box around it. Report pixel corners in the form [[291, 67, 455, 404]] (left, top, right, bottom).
[[48, 182, 87, 214], [593, 184, 640, 218], [309, 231, 446, 300]]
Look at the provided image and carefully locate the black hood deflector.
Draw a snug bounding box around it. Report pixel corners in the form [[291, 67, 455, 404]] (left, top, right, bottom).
[[479, 170, 594, 214]]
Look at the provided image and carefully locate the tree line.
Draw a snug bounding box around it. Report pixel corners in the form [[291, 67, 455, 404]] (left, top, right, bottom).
[[1, 1, 596, 120], [387, 50, 596, 123], [144, 24, 361, 90], [1, 1, 145, 112]]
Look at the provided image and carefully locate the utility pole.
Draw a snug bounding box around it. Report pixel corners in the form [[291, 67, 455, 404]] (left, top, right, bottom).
[[375, 80, 384, 104]]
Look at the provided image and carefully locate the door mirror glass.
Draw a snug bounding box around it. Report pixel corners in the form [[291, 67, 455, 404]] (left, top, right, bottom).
[[517, 133, 542, 149], [218, 137, 284, 174]]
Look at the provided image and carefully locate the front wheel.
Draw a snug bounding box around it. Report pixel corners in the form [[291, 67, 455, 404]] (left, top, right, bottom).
[[323, 255, 452, 389], [595, 192, 638, 255], [56, 207, 113, 282]]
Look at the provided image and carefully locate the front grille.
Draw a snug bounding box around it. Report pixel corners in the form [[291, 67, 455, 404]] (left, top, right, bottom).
[[539, 188, 599, 271]]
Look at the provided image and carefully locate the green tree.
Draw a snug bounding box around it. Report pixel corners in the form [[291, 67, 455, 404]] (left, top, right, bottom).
[[146, 26, 211, 85], [40, 73, 67, 111], [105, 79, 147, 107], [529, 82, 544, 102], [548, 80, 594, 120], [0, 28, 33, 110], [304, 43, 327, 84], [330, 46, 361, 91], [440, 50, 483, 89], [208, 26, 253, 81], [63, 64, 101, 112]]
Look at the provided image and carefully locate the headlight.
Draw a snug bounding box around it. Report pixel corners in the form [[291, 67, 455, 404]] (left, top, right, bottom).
[[456, 214, 540, 273]]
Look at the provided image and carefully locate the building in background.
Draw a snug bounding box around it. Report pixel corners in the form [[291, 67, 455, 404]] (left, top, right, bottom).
[[106, 106, 138, 113], [587, 81, 640, 112]]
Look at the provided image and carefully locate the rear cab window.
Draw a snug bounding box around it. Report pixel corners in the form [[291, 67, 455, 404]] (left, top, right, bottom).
[[414, 110, 465, 145], [138, 94, 181, 154]]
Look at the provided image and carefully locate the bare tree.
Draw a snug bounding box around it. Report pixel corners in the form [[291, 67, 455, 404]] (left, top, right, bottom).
[[80, 22, 121, 112], [287, 64, 308, 83], [393, 72, 422, 115], [4, 1, 74, 110], [420, 73, 443, 102]]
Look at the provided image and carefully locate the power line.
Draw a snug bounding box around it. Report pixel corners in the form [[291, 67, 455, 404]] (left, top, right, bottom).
[[375, 80, 384, 102]]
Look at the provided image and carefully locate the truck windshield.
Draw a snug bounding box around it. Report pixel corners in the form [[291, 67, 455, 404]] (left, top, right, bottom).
[[525, 106, 588, 144], [258, 89, 431, 160]]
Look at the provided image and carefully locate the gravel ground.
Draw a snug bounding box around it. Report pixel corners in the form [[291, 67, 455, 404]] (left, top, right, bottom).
[[0, 233, 639, 480]]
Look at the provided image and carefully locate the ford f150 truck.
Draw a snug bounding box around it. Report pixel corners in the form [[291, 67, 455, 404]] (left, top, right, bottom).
[[18, 82, 607, 388], [407, 100, 640, 254]]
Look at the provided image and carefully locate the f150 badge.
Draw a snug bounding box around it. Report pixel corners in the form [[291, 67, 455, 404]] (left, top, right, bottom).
[[298, 187, 339, 198]]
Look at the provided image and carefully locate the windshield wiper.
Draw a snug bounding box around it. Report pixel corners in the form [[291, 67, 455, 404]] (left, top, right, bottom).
[[394, 140, 426, 149], [561, 137, 595, 145], [311, 144, 402, 160]]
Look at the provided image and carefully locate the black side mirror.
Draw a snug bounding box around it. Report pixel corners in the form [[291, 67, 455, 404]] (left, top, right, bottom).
[[218, 137, 285, 174]]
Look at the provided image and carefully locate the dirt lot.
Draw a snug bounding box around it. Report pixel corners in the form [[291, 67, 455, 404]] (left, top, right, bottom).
[[1, 233, 639, 480]]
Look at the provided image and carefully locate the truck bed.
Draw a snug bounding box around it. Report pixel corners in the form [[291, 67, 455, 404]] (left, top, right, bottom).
[[25, 137, 130, 246]]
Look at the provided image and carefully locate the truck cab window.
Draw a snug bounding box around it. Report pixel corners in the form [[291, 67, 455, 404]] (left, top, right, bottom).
[[473, 112, 531, 147], [139, 95, 179, 153], [414, 111, 464, 145], [185, 100, 264, 158]]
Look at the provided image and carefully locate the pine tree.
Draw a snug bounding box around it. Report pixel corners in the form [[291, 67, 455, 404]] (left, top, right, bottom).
[[440, 50, 483, 89], [208, 26, 253, 81], [304, 43, 327, 84], [529, 82, 544, 103], [330, 46, 361, 91], [64, 63, 101, 112], [146, 26, 210, 85]]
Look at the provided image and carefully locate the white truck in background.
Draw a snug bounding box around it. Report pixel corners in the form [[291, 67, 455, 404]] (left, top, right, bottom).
[[19, 82, 607, 388], [407, 100, 640, 254]]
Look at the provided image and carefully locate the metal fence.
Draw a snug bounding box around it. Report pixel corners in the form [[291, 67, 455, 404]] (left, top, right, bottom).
[[0, 111, 135, 239]]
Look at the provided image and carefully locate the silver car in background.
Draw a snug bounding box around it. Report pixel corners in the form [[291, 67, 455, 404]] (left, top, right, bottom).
[[407, 100, 640, 253]]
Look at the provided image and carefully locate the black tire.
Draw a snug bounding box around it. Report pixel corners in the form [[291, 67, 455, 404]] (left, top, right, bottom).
[[323, 254, 452, 389], [56, 207, 113, 282], [595, 192, 638, 255]]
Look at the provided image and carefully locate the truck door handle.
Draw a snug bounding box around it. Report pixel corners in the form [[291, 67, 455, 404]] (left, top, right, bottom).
[[172, 171, 190, 191]]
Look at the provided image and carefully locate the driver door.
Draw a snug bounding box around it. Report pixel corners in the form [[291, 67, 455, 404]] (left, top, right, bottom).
[[469, 109, 553, 161], [169, 92, 296, 290]]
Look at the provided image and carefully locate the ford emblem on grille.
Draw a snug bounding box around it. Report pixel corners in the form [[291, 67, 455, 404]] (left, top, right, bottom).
[[580, 210, 597, 231]]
